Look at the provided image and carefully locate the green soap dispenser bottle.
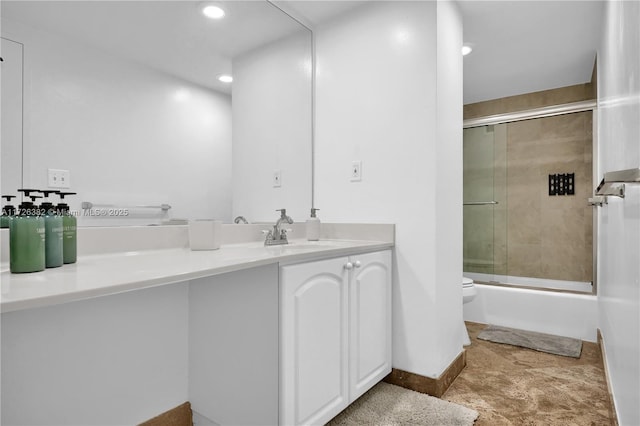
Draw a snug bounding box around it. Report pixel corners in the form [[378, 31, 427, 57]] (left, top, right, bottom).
[[10, 189, 45, 273], [1, 195, 17, 228], [57, 191, 77, 264], [41, 190, 64, 268]]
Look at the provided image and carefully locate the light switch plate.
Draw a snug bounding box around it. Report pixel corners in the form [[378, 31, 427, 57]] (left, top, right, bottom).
[[351, 161, 362, 182], [48, 169, 70, 188]]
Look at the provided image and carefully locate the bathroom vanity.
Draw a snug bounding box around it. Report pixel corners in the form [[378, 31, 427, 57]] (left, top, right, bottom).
[[0, 224, 393, 425], [280, 251, 392, 425]]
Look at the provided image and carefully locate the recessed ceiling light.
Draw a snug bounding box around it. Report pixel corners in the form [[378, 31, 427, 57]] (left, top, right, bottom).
[[202, 5, 225, 19], [462, 45, 473, 56], [218, 75, 233, 83], [174, 89, 190, 102]]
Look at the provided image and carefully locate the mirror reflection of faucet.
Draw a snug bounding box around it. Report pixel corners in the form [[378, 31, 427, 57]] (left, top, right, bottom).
[[234, 216, 249, 224], [264, 209, 293, 246]]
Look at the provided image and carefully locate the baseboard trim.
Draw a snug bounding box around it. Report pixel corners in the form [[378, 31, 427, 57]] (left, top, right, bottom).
[[597, 329, 618, 426], [138, 402, 193, 426], [383, 350, 466, 398]]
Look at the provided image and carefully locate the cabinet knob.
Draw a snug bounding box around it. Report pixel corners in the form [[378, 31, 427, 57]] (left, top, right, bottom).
[[344, 262, 354, 270], [354, 260, 362, 268]]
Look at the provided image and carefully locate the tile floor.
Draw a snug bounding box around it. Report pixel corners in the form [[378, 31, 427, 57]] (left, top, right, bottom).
[[443, 322, 615, 425]]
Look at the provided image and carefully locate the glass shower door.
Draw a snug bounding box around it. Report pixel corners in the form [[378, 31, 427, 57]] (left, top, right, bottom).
[[463, 124, 508, 283]]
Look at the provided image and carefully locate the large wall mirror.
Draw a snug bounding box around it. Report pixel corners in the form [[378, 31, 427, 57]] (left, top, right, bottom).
[[1, 0, 312, 226]]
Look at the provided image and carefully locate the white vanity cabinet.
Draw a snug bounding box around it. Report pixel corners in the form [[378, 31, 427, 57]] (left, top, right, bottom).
[[280, 250, 392, 426]]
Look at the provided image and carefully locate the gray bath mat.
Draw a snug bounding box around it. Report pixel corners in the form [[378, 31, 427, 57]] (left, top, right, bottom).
[[477, 325, 582, 358], [327, 382, 478, 425]]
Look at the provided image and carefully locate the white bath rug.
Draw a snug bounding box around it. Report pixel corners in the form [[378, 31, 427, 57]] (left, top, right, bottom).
[[477, 324, 583, 358], [327, 382, 478, 425]]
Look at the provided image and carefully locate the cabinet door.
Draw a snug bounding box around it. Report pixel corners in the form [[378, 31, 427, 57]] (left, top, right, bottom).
[[349, 250, 392, 402], [280, 257, 349, 426]]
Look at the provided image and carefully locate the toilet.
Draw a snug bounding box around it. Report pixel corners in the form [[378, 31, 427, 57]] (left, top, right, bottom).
[[462, 277, 477, 346]]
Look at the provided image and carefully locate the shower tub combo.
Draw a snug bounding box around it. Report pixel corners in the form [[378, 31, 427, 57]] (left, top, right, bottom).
[[462, 101, 598, 342]]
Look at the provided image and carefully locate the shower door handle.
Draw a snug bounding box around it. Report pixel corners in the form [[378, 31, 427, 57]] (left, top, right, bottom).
[[463, 201, 499, 205]]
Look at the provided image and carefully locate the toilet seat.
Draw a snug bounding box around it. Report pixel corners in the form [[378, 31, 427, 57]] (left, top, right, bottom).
[[462, 277, 476, 347]]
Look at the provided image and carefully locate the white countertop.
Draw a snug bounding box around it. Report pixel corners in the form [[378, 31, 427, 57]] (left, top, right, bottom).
[[1, 238, 392, 313]]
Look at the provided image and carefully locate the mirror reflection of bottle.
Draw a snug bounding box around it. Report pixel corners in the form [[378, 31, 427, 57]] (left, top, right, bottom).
[[10, 189, 45, 273], [306, 208, 321, 241], [1, 195, 17, 228], [41, 190, 64, 268], [57, 191, 77, 264]]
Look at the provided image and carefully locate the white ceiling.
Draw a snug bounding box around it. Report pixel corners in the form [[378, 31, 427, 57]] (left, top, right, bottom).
[[458, 0, 604, 104], [276, 1, 366, 27]]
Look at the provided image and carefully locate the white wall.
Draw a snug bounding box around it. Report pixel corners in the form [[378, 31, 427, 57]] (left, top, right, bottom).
[[597, 0, 640, 424], [1, 37, 23, 195], [232, 29, 312, 223], [315, 1, 463, 378], [2, 19, 232, 225], [436, 0, 464, 360]]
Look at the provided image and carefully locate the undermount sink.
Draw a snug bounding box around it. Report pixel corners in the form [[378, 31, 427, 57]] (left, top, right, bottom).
[[266, 244, 315, 251], [223, 239, 355, 255], [266, 240, 341, 250]]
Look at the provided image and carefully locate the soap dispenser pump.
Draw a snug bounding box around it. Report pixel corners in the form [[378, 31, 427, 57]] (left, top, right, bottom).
[[306, 208, 321, 241], [57, 191, 77, 264], [41, 190, 64, 268], [10, 189, 45, 273], [1, 195, 16, 228]]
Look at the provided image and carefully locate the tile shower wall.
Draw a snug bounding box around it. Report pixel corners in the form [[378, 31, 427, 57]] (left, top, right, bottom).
[[506, 111, 593, 283]]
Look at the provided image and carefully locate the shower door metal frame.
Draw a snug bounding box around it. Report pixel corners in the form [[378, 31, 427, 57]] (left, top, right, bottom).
[[463, 100, 599, 295], [463, 100, 596, 129]]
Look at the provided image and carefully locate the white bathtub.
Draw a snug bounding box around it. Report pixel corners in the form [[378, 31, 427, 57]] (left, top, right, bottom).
[[463, 283, 598, 342]]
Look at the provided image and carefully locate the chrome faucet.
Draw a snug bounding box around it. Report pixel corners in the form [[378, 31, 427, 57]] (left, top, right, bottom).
[[264, 209, 293, 246]]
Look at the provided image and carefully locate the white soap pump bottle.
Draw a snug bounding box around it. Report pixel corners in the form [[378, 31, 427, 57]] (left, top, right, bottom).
[[306, 208, 320, 241]]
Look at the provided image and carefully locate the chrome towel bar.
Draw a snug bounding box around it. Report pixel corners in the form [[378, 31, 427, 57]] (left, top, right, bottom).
[[81, 201, 171, 211], [595, 168, 640, 199], [463, 201, 499, 206]]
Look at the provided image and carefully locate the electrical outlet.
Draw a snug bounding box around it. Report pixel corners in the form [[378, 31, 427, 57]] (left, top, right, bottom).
[[273, 170, 282, 188], [48, 169, 71, 188], [350, 161, 362, 182]]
